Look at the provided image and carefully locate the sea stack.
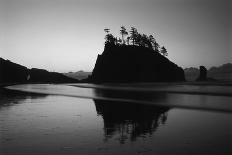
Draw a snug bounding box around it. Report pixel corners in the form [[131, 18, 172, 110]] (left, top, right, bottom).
[[196, 66, 207, 81], [88, 45, 185, 83]]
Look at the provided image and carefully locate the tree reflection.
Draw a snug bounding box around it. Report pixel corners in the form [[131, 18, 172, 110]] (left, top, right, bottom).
[[94, 99, 169, 144]]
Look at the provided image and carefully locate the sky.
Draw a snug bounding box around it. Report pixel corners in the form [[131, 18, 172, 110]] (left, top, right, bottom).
[[0, 0, 231, 72]]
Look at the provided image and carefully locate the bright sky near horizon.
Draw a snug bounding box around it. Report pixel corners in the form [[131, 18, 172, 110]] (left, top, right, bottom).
[[0, 0, 231, 72]]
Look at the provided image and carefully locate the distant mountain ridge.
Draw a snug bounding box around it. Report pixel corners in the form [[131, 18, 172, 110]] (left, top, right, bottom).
[[63, 71, 91, 80], [0, 57, 78, 85], [184, 63, 232, 81]]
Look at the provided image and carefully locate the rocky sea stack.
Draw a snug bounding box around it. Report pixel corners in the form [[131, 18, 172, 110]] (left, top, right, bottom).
[[89, 45, 185, 83]]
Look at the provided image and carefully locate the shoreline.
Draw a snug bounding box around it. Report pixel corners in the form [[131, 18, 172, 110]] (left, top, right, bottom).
[[4, 83, 232, 113], [1, 80, 232, 87]]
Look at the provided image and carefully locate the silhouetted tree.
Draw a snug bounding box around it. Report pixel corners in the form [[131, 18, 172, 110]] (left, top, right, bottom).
[[115, 37, 119, 45], [134, 33, 150, 48], [103, 27, 165, 53], [134, 33, 142, 46], [105, 33, 115, 45], [104, 28, 117, 46], [130, 27, 138, 45], [142, 34, 153, 49], [148, 35, 155, 49], [118, 38, 122, 45], [120, 26, 128, 44], [160, 46, 168, 56], [153, 41, 160, 53], [126, 36, 130, 45], [104, 28, 110, 34], [141, 34, 148, 47]]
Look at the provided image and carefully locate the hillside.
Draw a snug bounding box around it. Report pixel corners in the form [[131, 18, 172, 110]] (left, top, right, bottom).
[[184, 67, 199, 81], [0, 58, 78, 85], [88, 45, 185, 83], [63, 71, 91, 80]]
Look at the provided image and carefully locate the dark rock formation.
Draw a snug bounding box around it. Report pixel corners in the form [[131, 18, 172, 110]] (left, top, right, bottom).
[[0, 58, 28, 83], [184, 63, 232, 82], [0, 57, 78, 84], [196, 66, 207, 81], [89, 45, 185, 83]]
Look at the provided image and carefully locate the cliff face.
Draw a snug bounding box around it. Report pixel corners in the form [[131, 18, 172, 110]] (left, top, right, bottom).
[[0, 58, 78, 84], [90, 45, 185, 83]]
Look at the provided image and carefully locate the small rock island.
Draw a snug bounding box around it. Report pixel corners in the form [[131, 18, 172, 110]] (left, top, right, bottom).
[[88, 27, 185, 83]]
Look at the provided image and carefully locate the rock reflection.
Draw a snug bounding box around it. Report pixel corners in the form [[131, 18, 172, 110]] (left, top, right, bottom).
[[94, 99, 169, 144], [93, 87, 169, 103]]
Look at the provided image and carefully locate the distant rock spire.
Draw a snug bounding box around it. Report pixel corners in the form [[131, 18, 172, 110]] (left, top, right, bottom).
[[196, 66, 207, 81]]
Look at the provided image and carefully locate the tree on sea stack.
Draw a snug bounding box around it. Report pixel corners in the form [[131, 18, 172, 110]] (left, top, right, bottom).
[[149, 35, 155, 48], [103, 26, 169, 57], [126, 36, 130, 45], [160, 46, 168, 56], [104, 28, 117, 46], [153, 41, 160, 53], [118, 38, 122, 45], [120, 26, 128, 44], [105, 34, 116, 45], [104, 28, 110, 43], [104, 28, 110, 34], [134, 33, 142, 46], [130, 27, 138, 45]]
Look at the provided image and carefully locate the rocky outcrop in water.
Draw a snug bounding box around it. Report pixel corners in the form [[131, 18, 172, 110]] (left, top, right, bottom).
[[185, 63, 232, 82], [196, 66, 207, 81], [88, 45, 185, 83]]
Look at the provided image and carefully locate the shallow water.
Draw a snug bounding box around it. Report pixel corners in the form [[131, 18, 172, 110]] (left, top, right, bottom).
[[0, 84, 232, 155], [6, 84, 232, 112]]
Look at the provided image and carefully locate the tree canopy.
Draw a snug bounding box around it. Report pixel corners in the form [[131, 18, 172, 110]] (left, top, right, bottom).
[[104, 26, 168, 57]]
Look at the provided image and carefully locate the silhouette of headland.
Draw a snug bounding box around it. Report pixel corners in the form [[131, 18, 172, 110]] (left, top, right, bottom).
[[87, 45, 185, 83], [0, 57, 79, 86]]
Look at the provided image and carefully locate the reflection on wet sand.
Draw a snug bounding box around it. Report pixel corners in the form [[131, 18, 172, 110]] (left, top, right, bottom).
[[93, 87, 169, 103], [0, 85, 231, 155], [0, 88, 47, 107], [94, 99, 169, 144]]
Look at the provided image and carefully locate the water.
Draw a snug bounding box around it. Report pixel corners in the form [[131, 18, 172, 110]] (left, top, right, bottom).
[[0, 84, 231, 155], [6, 84, 232, 112]]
